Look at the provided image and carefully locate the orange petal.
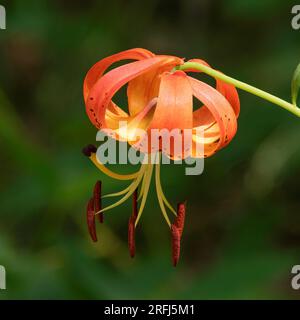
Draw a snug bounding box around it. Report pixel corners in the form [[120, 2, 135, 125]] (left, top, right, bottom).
[[84, 49, 154, 131], [83, 48, 154, 102], [115, 98, 157, 142], [137, 70, 193, 159], [151, 70, 193, 130], [216, 80, 240, 117], [127, 55, 184, 116], [188, 76, 237, 158], [187, 58, 240, 117], [86, 56, 176, 130], [107, 101, 128, 117]]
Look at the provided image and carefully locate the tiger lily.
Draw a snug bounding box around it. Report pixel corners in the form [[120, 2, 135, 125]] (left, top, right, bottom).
[[83, 48, 300, 266]]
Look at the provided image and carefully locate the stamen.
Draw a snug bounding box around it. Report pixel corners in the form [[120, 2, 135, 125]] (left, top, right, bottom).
[[155, 160, 177, 216], [90, 153, 139, 181], [135, 164, 153, 227], [102, 165, 146, 200], [170, 202, 186, 266], [175, 202, 186, 236], [128, 189, 138, 258], [86, 197, 97, 242], [96, 165, 146, 214], [102, 184, 132, 199], [137, 172, 147, 201], [93, 181, 103, 223], [155, 154, 171, 227], [171, 224, 180, 267]]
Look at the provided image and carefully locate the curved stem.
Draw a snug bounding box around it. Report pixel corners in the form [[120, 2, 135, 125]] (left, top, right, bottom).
[[177, 62, 300, 117]]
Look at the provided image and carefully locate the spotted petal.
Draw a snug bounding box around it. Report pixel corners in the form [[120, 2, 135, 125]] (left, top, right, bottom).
[[86, 56, 178, 131], [83, 48, 154, 101]]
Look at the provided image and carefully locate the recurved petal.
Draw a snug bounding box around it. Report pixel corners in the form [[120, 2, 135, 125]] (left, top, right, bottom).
[[216, 80, 240, 117], [84, 49, 154, 130], [107, 101, 128, 117], [127, 55, 184, 116], [86, 56, 176, 130], [141, 70, 193, 159], [188, 77, 237, 158], [83, 48, 154, 101], [187, 58, 240, 117], [151, 70, 193, 130]]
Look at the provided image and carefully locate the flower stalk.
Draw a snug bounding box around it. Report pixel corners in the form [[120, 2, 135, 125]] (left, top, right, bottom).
[[176, 62, 300, 117]]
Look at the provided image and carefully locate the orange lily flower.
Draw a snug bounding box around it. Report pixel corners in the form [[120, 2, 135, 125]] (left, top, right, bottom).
[[82, 48, 240, 266]]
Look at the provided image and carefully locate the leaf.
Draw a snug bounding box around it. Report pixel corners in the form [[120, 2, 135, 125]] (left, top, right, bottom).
[[291, 62, 300, 105]]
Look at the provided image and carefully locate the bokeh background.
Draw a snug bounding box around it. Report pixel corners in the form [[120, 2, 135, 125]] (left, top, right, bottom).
[[0, 0, 300, 299]]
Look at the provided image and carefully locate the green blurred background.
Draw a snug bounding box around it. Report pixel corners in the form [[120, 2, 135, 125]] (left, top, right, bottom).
[[0, 0, 300, 299]]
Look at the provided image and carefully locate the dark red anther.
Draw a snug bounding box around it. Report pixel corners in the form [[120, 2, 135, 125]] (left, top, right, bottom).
[[128, 189, 138, 258], [128, 216, 136, 258], [82, 144, 97, 157], [87, 197, 97, 242], [171, 224, 181, 267], [171, 201, 186, 266], [175, 202, 186, 236], [93, 180, 103, 223]]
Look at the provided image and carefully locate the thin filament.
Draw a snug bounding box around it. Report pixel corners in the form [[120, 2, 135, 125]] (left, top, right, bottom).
[[102, 184, 132, 199], [155, 165, 177, 216], [96, 165, 146, 214], [137, 169, 147, 201], [155, 153, 171, 227], [90, 153, 139, 181], [101, 164, 147, 198], [135, 164, 154, 227]]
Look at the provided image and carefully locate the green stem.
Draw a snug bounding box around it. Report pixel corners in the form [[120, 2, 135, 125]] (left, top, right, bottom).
[[177, 62, 300, 117]]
